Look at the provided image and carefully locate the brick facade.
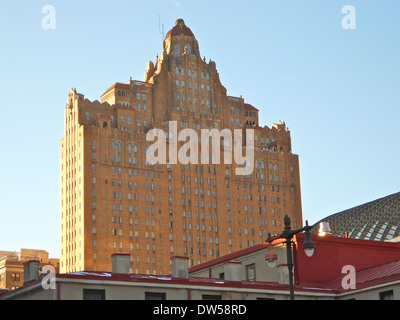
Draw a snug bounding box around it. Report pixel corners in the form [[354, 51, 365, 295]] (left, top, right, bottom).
[[60, 19, 303, 275]]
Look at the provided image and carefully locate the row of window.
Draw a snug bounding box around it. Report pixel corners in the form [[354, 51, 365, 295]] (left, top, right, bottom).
[[116, 91, 147, 100], [230, 108, 258, 118], [89, 217, 280, 240], [89, 171, 295, 199], [174, 66, 210, 80], [89, 161, 294, 191], [175, 79, 211, 91], [82, 289, 230, 301], [91, 156, 285, 183], [82, 287, 395, 301]]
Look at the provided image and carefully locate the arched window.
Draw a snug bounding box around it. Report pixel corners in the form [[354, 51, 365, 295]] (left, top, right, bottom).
[[185, 44, 192, 55], [174, 44, 181, 57]]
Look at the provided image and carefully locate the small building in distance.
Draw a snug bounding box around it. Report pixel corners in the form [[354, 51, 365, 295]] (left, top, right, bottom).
[[0, 249, 59, 292]]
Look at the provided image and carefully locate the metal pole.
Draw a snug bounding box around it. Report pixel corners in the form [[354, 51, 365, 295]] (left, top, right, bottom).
[[286, 238, 295, 300]]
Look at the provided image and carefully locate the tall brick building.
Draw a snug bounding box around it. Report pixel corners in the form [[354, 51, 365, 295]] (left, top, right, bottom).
[[60, 19, 303, 275]]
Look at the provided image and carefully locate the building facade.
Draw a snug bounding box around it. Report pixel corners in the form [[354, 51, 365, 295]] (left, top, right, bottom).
[[60, 19, 303, 275]]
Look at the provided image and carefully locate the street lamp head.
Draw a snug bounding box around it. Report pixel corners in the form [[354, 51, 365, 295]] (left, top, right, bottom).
[[302, 230, 316, 258], [265, 245, 278, 268]]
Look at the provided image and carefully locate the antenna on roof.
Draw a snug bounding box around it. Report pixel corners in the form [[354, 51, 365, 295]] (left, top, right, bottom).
[[159, 14, 165, 40]]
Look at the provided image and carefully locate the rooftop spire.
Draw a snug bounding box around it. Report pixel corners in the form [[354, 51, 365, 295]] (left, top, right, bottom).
[[165, 18, 194, 38], [175, 19, 185, 27]]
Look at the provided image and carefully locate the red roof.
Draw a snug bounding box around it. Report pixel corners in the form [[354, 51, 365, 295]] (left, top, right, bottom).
[[189, 240, 285, 273], [327, 260, 400, 292]]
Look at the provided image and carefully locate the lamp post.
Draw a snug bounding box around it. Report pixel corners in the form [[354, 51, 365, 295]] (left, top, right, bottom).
[[265, 215, 316, 300]]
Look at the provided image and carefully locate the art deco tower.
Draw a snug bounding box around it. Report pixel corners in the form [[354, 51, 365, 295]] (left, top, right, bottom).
[[60, 19, 303, 275]]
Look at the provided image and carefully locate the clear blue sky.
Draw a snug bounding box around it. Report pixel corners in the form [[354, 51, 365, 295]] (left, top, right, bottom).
[[0, 0, 399, 259]]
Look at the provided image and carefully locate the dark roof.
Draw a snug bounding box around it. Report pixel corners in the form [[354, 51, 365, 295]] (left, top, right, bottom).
[[311, 192, 400, 241]]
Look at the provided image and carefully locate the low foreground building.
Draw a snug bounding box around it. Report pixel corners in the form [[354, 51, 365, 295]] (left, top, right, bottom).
[[1, 234, 400, 300]]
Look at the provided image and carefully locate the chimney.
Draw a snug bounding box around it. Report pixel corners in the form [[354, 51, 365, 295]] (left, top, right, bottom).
[[23, 260, 40, 284], [171, 256, 189, 279], [111, 253, 131, 275], [223, 261, 242, 281]]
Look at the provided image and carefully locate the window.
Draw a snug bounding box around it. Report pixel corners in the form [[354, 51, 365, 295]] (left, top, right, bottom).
[[202, 294, 222, 300], [174, 44, 181, 57], [185, 44, 192, 54], [246, 264, 256, 281], [83, 289, 105, 300], [380, 290, 394, 300], [11, 273, 20, 281], [145, 292, 166, 300]]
